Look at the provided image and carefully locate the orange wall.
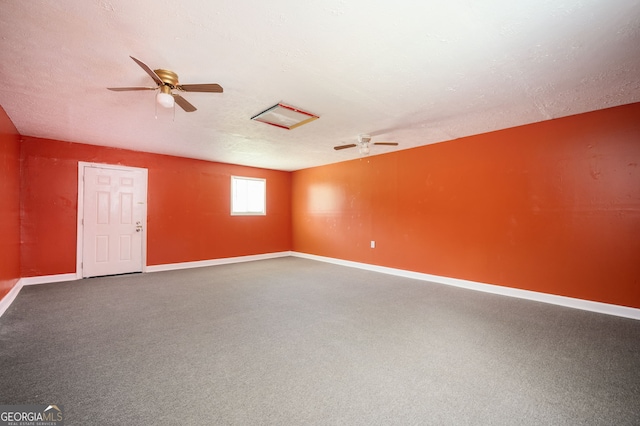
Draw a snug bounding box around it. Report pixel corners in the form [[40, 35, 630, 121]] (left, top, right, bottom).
[[292, 103, 640, 309], [20, 137, 291, 277], [0, 106, 21, 300]]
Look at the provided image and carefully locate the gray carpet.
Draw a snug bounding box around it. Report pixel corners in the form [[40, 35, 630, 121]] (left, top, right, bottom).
[[1, 257, 639, 425]]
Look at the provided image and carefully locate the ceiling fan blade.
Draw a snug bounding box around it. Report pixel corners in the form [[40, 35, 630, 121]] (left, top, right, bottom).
[[177, 83, 224, 93], [129, 56, 163, 86], [334, 144, 357, 150], [107, 87, 156, 91], [373, 142, 399, 146], [173, 94, 197, 112]]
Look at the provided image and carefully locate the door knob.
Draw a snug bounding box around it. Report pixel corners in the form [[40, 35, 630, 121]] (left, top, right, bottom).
[[136, 225, 143, 232]]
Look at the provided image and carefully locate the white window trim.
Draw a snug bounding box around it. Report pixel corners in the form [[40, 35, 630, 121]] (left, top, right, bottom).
[[231, 176, 266, 216]]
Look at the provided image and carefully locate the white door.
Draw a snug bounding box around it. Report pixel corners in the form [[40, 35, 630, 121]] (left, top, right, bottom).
[[80, 164, 147, 278]]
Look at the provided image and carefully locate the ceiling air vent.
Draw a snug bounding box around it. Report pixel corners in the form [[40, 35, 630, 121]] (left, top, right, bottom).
[[251, 102, 319, 130]]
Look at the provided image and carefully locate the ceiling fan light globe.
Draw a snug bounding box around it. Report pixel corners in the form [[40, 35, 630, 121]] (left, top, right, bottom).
[[156, 92, 175, 108]]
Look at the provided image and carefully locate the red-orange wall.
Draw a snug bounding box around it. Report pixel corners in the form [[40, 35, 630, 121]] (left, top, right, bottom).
[[0, 106, 21, 300], [292, 103, 640, 309], [20, 137, 291, 277]]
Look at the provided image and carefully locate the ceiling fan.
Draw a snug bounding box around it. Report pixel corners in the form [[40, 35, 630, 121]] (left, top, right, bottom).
[[107, 56, 223, 112], [334, 134, 398, 155]]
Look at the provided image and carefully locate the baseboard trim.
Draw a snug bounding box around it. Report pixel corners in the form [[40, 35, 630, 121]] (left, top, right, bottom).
[[1, 273, 79, 318], [5, 253, 638, 321], [146, 251, 293, 273], [20, 273, 78, 286], [291, 252, 640, 321], [0, 281, 23, 318], [1, 254, 293, 318]]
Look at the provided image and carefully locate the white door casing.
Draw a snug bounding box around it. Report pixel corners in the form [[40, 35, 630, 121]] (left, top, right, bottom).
[[77, 162, 148, 278]]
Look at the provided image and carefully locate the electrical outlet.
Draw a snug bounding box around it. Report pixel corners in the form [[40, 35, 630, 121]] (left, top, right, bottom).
[[370, 240, 376, 249]]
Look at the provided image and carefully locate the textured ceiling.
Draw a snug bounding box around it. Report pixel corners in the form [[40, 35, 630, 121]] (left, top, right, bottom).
[[1, 0, 639, 171]]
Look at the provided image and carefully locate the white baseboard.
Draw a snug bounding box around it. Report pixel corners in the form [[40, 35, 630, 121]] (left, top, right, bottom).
[[1, 253, 293, 317], [4, 253, 638, 321], [0, 281, 23, 318], [20, 273, 78, 286], [0, 273, 79, 318], [291, 252, 640, 321], [146, 251, 293, 273]]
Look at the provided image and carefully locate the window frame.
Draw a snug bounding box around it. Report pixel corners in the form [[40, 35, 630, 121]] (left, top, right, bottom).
[[230, 176, 267, 216]]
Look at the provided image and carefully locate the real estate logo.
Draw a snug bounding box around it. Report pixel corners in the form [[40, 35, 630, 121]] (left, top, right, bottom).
[[0, 405, 63, 426]]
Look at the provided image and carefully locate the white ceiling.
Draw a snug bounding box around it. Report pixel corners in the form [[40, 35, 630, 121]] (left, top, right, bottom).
[[1, 0, 639, 171]]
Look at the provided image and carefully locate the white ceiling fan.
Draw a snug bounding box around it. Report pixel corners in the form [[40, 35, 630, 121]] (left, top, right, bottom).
[[334, 134, 399, 155]]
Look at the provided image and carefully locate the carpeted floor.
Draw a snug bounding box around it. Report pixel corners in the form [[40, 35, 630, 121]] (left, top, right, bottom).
[[1, 257, 639, 425]]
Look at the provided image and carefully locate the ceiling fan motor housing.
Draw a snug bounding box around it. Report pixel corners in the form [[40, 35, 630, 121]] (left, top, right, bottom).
[[154, 69, 179, 87]]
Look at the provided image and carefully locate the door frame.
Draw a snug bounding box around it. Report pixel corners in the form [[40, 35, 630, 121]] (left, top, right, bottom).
[[76, 162, 149, 279]]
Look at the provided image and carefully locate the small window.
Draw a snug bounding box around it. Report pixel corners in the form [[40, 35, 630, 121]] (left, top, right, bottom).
[[231, 176, 266, 215]]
